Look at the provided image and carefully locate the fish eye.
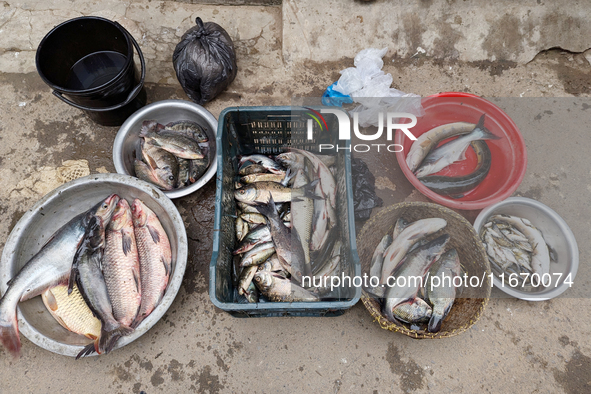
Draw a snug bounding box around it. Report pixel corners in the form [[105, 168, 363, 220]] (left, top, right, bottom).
[[169, 176, 175, 181], [102, 203, 108, 209], [239, 190, 245, 194]]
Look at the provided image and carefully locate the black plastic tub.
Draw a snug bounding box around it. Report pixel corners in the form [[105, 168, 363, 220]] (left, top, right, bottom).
[[209, 106, 361, 317]]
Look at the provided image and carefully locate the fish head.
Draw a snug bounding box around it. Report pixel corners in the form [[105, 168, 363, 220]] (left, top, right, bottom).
[[109, 198, 133, 231], [154, 167, 176, 190], [240, 175, 254, 183], [234, 186, 257, 203], [130, 199, 151, 228], [94, 194, 120, 226], [253, 271, 273, 291], [276, 152, 302, 169]]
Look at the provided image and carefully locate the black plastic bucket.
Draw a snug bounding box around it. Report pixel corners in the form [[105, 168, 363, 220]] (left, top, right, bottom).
[[36, 16, 146, 126]]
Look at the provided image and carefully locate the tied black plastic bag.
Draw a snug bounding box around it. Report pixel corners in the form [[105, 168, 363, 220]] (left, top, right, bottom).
[[173, 17, 237, 105], [351, 158, 383, 221]]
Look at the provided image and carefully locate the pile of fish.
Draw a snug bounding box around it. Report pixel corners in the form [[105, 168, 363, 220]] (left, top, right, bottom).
[[481, 214, 554, 287], [366, 217, 461, 333], [232, 149, 341, 302], [406, 114, 501, 197], [0, 195, 172, 358], [133, 120, 210, 190]]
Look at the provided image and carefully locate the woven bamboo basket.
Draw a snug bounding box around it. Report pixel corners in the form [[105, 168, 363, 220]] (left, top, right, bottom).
[[359, 202, 491, 339]]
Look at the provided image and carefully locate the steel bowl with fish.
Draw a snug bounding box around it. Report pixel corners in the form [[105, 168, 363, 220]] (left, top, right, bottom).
[[395, 92, 527, 210], [473, 197, 578, 301], [0, 173, 187, 357], [113, 100, 218, 199]]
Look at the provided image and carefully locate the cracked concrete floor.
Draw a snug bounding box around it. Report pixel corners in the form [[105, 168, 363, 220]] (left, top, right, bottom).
[[1, 1, 591, 393]]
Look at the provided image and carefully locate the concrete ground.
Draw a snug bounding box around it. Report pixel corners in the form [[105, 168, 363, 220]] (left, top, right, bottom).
[[1, 1, 591, 393]]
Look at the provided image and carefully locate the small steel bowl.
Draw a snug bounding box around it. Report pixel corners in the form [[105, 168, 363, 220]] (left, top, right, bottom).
[[473, 197, 579, 301], [0, 174, 188, 357], [113, 99, 218, 199]]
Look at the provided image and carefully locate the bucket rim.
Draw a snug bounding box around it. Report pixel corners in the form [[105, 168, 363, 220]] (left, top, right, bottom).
[[35, 16, 135, 96]]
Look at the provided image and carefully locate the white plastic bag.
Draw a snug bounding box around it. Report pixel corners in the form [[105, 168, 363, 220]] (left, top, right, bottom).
[[333, 47, 424, 127]]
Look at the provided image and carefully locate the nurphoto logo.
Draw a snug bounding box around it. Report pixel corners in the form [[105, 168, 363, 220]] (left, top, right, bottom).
[[304, 107, 418, 152]]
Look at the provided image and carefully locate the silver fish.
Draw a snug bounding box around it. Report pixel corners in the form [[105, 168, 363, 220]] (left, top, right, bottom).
[[381, 218, 447, 284], [426, 249, 461, 333], [392, 297, 432, 324], [253, 271, 319, 302], [383, 235, 450, 324], [70, 213, 134, 358], [415, 114, 500, 178], [255, 197, 308, 282], [0, 194, 119, 357], [489, 215, 550, 276], [368, 234, 393, 298], [406, 122, 476, 173]]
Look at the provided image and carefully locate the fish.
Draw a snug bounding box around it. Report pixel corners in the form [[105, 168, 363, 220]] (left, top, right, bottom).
[[392, 218, 409, 239], [307, 241, 342, 294], [235, 217, 248, 242], [103, 199, 142, 327], [42, 283, 101, 341], [240, 213, 267, 225], [253, 271, 319, 302], [238, 164, 268, 176], [275, 152, 306, 172], [234, 226, 272, 255], [426, 249, 461, 333], [141, 142, 178, 190], [237, 202, 260, 214], [240, 173, 286, 184], [368, 234, 393, 297], [290, 169, 315, 272], [406, 122, 476, 173], [414, 114, 500, 179], [383, 234, 450, 324], [176, 157, 191, 188], [255, 196, 308, 283], [189, 158, 209, 183], [239, 242, 276, 268], [239, 154, 284, 175], [0, 194, 119, 357], [418, 140, 492, 196], [258, 254, 288, 273], [234, 182, 309, 205], [141, 127, 204, 160], [131, 199, 172, 328], [381, 218, 447, 284], [134, 159, 169, 190], [489, 215, 550, 277], [164, 120, 209, 143], [291, 148, 337, 228], [237, 265, 258, 296], [392, 297, 432, 324], [69, 212, 133, 358]]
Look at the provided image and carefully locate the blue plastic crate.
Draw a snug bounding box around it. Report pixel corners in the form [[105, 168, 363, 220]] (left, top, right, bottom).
[[209, 106, 361, 317]]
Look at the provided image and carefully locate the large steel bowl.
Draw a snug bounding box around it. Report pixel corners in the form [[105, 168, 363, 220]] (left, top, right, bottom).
[[0, 173, 188, 357], [473, 197, 578, 301], [113, 99, 218, 199]]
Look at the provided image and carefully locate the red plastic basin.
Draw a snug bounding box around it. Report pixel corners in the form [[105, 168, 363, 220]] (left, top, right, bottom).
[[395, 92, 527, 210]]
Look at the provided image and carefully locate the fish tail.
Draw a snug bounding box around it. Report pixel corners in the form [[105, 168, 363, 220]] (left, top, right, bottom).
[[98, 323, 134, 354], [428, 313, 443, 333], [75, 341, 98, 360], [254, 196, 277, 218], [0, 309, 21, 358], [479, 127, 501, 140]]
